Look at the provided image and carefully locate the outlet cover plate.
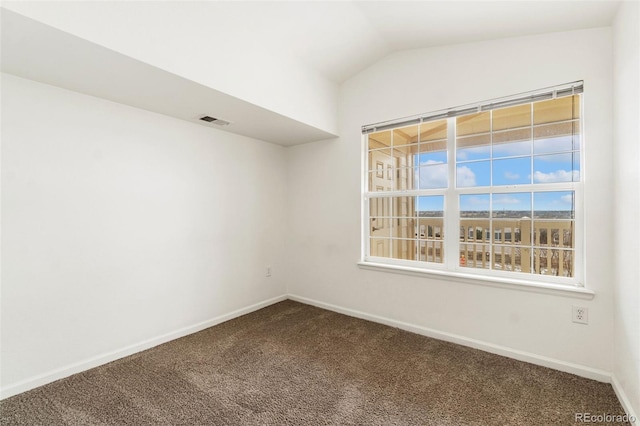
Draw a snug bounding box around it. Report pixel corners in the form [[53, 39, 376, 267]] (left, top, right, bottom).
[[572, 306, 588, 324]]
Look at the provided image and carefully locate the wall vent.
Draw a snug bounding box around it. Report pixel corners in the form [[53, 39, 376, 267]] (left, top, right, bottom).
[[199, 115, 231, 126]]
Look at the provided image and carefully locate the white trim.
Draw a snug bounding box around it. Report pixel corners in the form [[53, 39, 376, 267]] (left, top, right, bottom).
[[0, 294, 288, 400], [287, 294, 609, 382], [358, 261, 595, 299], [611, 375, 639, 421]]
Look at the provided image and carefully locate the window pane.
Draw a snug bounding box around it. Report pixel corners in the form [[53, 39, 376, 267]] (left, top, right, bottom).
[[391, 143, 418, 190], [417, 195, 444, 217], [419, 240, 444, 263], [457, 134, 491, 161], [370, 238, 390, 257], [534, 134, 574, 155], [418, 218, 444, 239], [394, 167, 417, 191], [533, 96, 580, 125], [460, 220, 490, 242], [533, 192, 574, 219], [416, 138, 447, 189], [369, 148, 393, 191], [533, 154, 579, 183], [533, 122, 579, 154], [492, 157, 531, 185], [369, 130, 391, 149], [492, 220, 523, 244], [392, 218, 416, 239], [534, 248, 574, 277], [370, 217, 390, 236], [419, 163, 448, 189], [492, 193, 531, 218], [414, 195, 445, 264], [369, 197, 391, 218], [368, 197, 413, 222], [457, 161, 490, 187], [460, 194, 490, 217], [457, 111, 490, 136], [460, 243, 491, 269], [369, 173, 385, 192], [534, 221, 574, 248], [561, 250, 574, 277], [417, 148, 447, 165], [420, 119, 448, 142], [490, 245, 532, 273], [492, 104, 531, 131], [393, 125, 419, 147], [392, 196, 417, 218], [392, 143, 418, 167], [392, 144, 419, 162], [419, 140, 448, 161], [392, 239, 417, 260], [368, 148, 391, 173], [492, 130, 531, 158], [492, 245, 524, 271]]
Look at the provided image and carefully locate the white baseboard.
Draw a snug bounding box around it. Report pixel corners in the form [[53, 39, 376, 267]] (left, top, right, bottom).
[[0, 294, 287, 400], [611, 375, 639, 421], [3, 293, 626, 410], [287, 294, 612, 383]]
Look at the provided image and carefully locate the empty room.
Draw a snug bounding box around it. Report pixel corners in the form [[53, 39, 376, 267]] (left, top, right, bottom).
[[1, 1, 638, 424]]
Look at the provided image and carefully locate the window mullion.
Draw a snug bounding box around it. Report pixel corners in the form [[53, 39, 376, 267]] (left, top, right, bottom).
[[445, 117, 458, 271]]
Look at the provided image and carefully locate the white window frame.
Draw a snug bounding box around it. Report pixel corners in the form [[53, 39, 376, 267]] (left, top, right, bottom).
[[359, 82, 591, 296]]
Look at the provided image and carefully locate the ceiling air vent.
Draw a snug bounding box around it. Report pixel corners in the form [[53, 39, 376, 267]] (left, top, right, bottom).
[[199, 115, 231, 126]]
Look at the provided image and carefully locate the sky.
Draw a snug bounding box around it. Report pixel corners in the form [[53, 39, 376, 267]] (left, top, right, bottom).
[[411, 130, 578, 213], [416, 191, 574, 213]]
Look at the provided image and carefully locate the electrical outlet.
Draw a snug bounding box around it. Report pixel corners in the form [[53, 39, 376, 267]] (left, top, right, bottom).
[[266, 266, 271, 277], [572, 306, 588, 324]]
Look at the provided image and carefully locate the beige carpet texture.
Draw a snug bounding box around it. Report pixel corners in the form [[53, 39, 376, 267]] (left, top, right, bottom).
[[0, 300, 629, 425]]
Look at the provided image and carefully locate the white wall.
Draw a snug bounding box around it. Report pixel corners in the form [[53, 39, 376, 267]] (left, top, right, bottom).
[[0, 2, 338, 135], [0, 73, 287, 397], [286, 28, 615, 375], [613, 1, 640, 417]]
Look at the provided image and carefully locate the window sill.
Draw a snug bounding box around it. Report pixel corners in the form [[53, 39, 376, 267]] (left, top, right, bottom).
[[357, 261, 595, 300]]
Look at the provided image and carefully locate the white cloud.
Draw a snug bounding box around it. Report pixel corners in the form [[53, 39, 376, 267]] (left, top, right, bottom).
[[419, 162, 448, 188], [533, 137, 574, 155], [456, 166, 476, 187], [533, 169, 580, 183], [561, 194, 574, 204], [493, 195, 522, 205], [456, 146, 490, 161], [492, 141, 530, 157], [504, 171, 520, 180], [461, 196, 489, 210]]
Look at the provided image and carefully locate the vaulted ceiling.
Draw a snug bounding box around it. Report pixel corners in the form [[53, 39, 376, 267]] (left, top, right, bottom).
[[1, 1, 620, 145], [263, 0, 621, 83]]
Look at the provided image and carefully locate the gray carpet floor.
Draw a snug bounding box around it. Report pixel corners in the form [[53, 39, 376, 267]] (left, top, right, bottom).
[[0, 300, 629, 425]]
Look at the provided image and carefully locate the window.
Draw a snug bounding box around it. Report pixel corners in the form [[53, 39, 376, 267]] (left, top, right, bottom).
[[362, 82, 583, 287]]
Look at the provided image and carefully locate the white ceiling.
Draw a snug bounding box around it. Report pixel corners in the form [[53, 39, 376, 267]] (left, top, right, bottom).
[[0, 9, 337, 146], [231, 0, 622, 83], [1, 1, 621, 145]]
